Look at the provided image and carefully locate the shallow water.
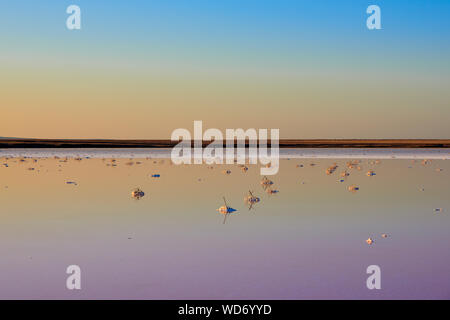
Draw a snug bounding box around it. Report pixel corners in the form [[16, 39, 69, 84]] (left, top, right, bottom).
[[0, 149, 449, 299], [1, 148, 449, 159]]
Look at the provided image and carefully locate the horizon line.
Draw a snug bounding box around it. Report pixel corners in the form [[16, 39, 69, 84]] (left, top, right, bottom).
[[1, 138, 449, 149]]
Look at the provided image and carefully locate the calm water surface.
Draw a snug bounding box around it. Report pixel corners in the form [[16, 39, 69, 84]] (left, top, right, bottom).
[[0, 149, 449, 299]]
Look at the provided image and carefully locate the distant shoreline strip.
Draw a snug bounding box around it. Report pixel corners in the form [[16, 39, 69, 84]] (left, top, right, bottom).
[[0, 139, 449, 149]]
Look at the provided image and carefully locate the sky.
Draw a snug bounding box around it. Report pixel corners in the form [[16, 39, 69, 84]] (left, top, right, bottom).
[[0, 0, 449, 139]]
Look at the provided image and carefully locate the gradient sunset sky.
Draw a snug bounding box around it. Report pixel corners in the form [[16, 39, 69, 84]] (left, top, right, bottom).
[[1, 0, 449, 139]]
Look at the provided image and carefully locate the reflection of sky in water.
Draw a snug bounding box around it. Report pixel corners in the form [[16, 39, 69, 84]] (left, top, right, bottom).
[[0, 151, 449, 299]]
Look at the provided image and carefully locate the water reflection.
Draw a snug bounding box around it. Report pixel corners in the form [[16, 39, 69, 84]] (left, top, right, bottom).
[[131, 188, 145, 200], [0, 149, 449, 299], [217, 197, 237, 224], [244, 191, 260, 211]]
